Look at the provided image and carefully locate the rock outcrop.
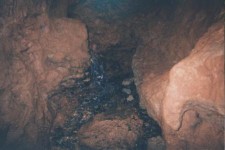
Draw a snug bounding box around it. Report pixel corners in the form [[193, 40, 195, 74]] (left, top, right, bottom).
[[163, 22, 224, 150], [78, 112, 143, 150], [0, 2, 89, 149], [133, 12, 224, 150]]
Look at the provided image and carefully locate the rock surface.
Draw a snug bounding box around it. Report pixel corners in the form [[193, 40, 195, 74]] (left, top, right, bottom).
[[163, 22, 224, 150], [0, 0, 224, 149], [0, 3, 89, 149], [133, 19, 224, 150], [78, 113, 143, 150], [148, 136, 166, 150]]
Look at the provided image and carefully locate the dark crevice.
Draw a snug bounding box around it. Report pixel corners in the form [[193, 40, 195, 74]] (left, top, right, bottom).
[[49, 46, 161, 150]]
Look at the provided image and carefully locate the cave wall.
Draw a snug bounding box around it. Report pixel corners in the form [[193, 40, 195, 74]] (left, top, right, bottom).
[[132, 0, 223, 122], [164, 22, 224, 149], [0, 1, 89, 149], [132, 0, 224, 149], [0, 0, 224, 149]]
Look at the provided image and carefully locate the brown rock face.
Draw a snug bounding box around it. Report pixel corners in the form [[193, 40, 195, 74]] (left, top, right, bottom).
[[78, 113, 143, 150], [0, 4, 89, 149], [163, 23, 224, 150], [133, 20, 224, 149]]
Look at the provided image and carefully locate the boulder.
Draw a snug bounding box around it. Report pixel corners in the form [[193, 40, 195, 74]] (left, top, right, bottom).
[[163, 23, 224, 150], [133, 22, 224, 149], [78, 113, 143, 150]]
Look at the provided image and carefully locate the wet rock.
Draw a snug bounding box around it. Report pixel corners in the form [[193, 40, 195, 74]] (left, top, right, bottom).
[[49, 47, 162, 149], [148, 136, 166, 150], [78, 113, 143, 150], [83, 78, 91, 82], [127, 95, 134, 102], [122, 78, 134, 86], [122, 88, 131, 94]]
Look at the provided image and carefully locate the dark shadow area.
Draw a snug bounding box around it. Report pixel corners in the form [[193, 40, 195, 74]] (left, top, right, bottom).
[[49, 46, 162, 149]]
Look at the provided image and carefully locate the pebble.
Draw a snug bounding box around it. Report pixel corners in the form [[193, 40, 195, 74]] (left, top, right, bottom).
[[47, 54, 54, 59], [127, 95, 134, 102], [122, 78, 134, 86], [61, 80, 76, 88], [83, 78, 91, 82], [122, 88, 131, 94], [75, 73, 84, 78], [73, 112, 79, 117]]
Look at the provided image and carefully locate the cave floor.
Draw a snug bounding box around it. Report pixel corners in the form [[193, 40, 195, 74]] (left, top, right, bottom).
[[49, 49, 161, 150]]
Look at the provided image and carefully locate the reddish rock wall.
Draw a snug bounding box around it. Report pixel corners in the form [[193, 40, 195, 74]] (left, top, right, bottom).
[[132, 3, 224, 149], [0, 1, 89, 149], [163, 22, 224, 150]]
